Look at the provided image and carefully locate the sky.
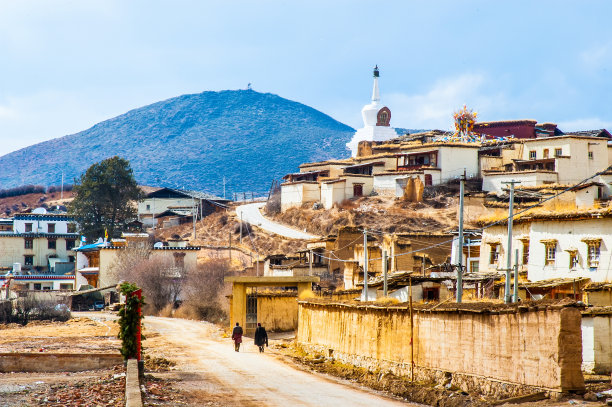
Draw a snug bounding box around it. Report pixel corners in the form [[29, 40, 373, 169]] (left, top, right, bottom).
[[1, 1, 611, 155]]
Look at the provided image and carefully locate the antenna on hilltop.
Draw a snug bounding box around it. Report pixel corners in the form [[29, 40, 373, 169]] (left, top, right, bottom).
[[247, 83, 252, 91]]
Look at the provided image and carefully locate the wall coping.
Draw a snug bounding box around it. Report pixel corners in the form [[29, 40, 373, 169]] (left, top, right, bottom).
[[298, 298, 583, 314]]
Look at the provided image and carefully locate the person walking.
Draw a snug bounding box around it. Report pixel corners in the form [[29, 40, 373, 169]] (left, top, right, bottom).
[[231, 322, 243, 352], [254, 323, 268, 353]]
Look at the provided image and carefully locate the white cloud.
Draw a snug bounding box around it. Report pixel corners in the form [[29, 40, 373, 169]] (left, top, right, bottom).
[[558, 118, 612, 132], [383, 73, 505, 130]]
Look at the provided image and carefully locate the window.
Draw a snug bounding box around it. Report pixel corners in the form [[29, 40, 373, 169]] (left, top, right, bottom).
[[33, 283, 41, 290], [522, 241, 529, 265], [543, 149, 549, 158], [25, 223, 33, 232], [48, 239, 56, 250], [588, 151, 594, 160], [489, 244, 500, 265], [587, 242, 601, 269], [470, 260, 479, 273], [569, 251, 579, 269], [67, 223, 76, 233], [24, 238, 33, 249], [68, 256, 75, 263], [47, 223, 55, 233], [66, 239, 76, 250], [173, 252, 186, 268], [529, 151, 536, 159], [24, 255, 34, 266], [60, 283, 73, 290], [146, 204, 151, 211], [543, 242, 556, 265], [555, 148, 562, 157]]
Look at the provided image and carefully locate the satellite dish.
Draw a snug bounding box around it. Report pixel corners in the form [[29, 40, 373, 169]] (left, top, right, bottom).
[[153, 242, 164, 248], [32, 207, 47, 214]]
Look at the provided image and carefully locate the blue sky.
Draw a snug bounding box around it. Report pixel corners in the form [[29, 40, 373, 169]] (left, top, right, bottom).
[[1, 1, 611, 155]]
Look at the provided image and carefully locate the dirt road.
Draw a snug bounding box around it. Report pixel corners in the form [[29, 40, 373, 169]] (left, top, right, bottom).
[[108, 314, 415, 406], [144, 316, 415, 406]]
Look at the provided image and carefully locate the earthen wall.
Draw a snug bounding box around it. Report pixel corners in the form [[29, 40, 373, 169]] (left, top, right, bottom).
[[297, 301, 584, 395]]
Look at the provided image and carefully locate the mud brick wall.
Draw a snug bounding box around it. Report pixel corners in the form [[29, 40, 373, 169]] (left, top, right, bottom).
[[297, 301, 584, 393]]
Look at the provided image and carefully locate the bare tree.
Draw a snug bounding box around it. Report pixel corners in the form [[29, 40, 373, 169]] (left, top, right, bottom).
[[113, 248, 189, 315], [179, 257, 231, 322]]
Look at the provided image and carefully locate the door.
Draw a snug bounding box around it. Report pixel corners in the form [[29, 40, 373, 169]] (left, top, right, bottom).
[[246, 293, 257, 331], [353, 184, 363, 197], [424, 174, 433, 186]]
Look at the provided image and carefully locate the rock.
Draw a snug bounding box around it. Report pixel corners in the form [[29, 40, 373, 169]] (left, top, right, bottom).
[[606, 398, 612, 406], [583, 392, 598, 401]]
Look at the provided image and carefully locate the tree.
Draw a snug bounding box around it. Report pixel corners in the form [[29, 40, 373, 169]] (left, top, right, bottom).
[[69, 157, 143, 241]]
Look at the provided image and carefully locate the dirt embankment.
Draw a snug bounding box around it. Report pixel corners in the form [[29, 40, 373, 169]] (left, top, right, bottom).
[[0, 191, 74, 217], [155, 211, 308, 259], [271, 195, 460, 237]]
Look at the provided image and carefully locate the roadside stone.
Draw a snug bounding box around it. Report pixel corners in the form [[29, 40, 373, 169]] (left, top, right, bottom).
[[583, 391, 598, 401]]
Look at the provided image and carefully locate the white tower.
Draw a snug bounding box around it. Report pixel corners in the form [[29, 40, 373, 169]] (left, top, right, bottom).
[[346, 66, 398, 157]]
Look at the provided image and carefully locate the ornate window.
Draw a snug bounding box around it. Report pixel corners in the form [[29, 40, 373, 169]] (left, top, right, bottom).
[[521, 239, 529, 265], [567, 249, 579, 270], [24, 238, 33, 249], [48, 239, 56, 250], [529, 151, 536, 159], [582, 239, 601, 269], [555, 148, 562, 157], [541, 239, 557, 266], [489, 243, 500, 265]]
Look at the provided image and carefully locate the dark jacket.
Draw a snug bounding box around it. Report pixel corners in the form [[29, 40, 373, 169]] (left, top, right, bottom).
[[254, 326, 268, 347], [232, 325, 243, 343]]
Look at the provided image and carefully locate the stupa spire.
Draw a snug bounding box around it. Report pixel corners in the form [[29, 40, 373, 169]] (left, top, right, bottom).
[[371, 65, 380, 103]]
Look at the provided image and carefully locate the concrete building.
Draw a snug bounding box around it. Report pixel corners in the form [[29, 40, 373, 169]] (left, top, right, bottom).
[[0, 209, 78, 273], [138, 187, 229, 228], [479, 210, 612, 285], [481, 135, 612, 198], [74, 233, 200, 289]]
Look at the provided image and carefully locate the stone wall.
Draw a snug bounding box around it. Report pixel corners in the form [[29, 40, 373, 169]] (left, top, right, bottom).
[[297, 301, 584, 396]]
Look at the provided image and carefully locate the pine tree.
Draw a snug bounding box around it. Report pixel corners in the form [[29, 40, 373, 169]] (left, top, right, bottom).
[[69, 156, 142, 241]]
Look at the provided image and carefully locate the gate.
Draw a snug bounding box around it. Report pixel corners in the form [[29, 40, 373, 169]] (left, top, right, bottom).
[[246, 293, 257, 331]]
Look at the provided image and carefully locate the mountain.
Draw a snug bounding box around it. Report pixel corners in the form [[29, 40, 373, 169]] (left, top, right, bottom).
[[0, 90, 356, 197]]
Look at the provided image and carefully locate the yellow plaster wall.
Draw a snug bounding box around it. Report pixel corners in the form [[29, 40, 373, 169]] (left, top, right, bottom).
[[257, 295, 299, 332], [297, 302, 584, 392]]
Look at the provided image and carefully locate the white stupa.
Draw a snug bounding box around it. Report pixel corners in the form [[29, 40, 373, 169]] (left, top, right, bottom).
[[346, 66, 398, 157]]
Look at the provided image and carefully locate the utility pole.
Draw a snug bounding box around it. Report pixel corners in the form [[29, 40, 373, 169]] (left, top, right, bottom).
[[229, 232, 232, 264], [382, 250, 388, 297], [362, 229, 368, 302], [513, 249, 519, 303], [502, 180, 520, 304], [309, 249, 313, 276], [239, 212, 243, 244], [192, 198, 196, 239], [457, 170, 465, 303]]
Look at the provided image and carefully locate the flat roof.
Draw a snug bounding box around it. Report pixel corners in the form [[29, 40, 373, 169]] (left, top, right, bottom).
[[224, 276, 320, 284]]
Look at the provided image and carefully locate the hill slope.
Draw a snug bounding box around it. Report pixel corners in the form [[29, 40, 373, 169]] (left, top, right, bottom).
[[0, 90, 355, 196]]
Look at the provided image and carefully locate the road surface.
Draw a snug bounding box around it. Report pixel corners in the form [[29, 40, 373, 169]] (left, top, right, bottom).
[[77, 312, 419, 406], [141, 316, 417, 407], [236, 202, 319, 240]]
